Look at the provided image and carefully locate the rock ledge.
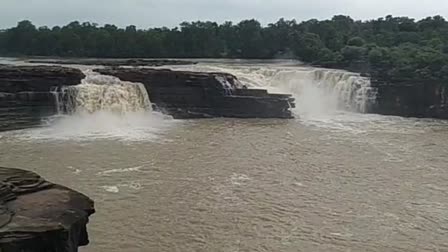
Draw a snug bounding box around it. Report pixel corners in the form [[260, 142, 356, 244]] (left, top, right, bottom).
[[96, 68, 295, 119], [0, 167, 95, 252]]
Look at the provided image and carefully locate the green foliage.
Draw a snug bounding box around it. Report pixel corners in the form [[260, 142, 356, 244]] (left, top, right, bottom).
[[2, 15, 448, 80], [368, 47, 385, 65], [347, 37, 366, 47], [292, 33, 324, 62], [341, 46, 367, 61], [315, 48, 343, 67]]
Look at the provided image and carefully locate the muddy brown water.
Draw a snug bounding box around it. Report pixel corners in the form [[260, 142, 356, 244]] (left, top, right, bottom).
[[1, 58, 448, 251], [1, 114, 448, 252]]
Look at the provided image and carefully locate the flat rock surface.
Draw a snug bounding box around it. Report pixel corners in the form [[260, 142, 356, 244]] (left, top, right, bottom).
[[0, 65, 84, 93], [0, 167, 95, 252]]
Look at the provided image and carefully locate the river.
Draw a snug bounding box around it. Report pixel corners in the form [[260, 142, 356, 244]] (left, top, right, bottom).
[[1, 60, 447, 251]]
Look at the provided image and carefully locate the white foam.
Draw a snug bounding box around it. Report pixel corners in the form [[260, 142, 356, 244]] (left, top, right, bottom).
[[16, 69, 179, 142], [101, 182, 142, 193], [18, 111, 177, 142], [102, 186, 120, 193], [55, 70, 152, 114], [167, 63, 380, 132], [98, 166, 143, 175], [230, 173, 251, 186]]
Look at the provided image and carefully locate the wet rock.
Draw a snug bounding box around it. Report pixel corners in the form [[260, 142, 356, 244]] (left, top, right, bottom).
[[370, 80, 448, 119], [27, 58, 198, 67], [0, 65, 84, 131], [0, 65, 84, 93], [96, 68, 295, 119], [0, 167, 95, 252], [317, 62, 448, 119]]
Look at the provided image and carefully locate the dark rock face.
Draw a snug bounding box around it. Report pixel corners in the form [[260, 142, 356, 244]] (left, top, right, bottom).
[[96, 68, 295, 119], [316, 62, 448, 119], [0, 65, 84, 93], [370, 80, 448, 119], [0, 65, 84, 131], [0, 167, 95, 252], [27, 59, 198, 67]]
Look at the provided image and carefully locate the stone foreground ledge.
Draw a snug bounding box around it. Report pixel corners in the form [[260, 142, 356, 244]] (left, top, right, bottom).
[[0, 167, 95, 252]]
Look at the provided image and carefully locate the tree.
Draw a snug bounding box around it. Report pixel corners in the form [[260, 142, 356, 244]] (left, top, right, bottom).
[[368, 47, 384, 65], [347, 37, 366, 47], [1, 16, 448, 82], [6, 20, 37, 54], [292, 33, 324, 62], [316, 48, 343, 67], [341, 46, 367, 61], [237, 20, 265, 58]]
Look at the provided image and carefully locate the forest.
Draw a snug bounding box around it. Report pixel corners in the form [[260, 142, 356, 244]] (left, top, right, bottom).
[[1, 15, 448, 81]]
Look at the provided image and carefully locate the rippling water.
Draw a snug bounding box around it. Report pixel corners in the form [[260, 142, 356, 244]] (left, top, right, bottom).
[[1, 115, 448, 252], [1, 60, 448, 251]]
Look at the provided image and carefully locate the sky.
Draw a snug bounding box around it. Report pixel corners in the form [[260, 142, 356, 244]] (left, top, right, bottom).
[[1, 0, 448, 29]]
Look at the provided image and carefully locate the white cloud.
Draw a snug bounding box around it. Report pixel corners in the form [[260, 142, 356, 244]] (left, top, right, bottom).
[[1, 0, 447, 28]]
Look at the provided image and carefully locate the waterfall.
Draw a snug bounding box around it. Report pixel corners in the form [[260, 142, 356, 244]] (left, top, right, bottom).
[[35, 70, 175, 141], [215, 76, 234, 95], [169, 64, 378, 116], [266, 69, 377, 114], [205, 66, 378, 116], [53, 70, 151, 115]]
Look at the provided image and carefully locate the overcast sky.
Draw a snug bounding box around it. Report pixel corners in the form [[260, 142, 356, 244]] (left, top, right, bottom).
[[1, 0, 448, 29]]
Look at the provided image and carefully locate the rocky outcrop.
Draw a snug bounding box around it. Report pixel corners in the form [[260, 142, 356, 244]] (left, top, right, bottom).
[[0, 65, 84, 131], [96, 68, 295, 119], [27, 59, 198, 67], [370, 80, 448, 119], [0, 65, 294, 132], [0, 167, 95, 252], [317, 62, 448, 119], [0, 65, 84, 93]]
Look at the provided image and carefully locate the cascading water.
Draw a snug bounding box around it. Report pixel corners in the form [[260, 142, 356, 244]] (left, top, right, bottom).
[[54, 70, 151, 115], [167, 63, 379, 131], [168, 64, 377, 117], [30, 70, 175, 141], [263, 68, 378, 114]]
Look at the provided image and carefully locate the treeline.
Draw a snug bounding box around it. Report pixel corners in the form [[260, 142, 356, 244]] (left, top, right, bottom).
[[1, 15, 448, 80]]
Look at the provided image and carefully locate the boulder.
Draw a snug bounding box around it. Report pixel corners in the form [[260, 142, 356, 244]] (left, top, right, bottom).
[[0, 167, 95, 252], [95, 68, 295, 119]]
